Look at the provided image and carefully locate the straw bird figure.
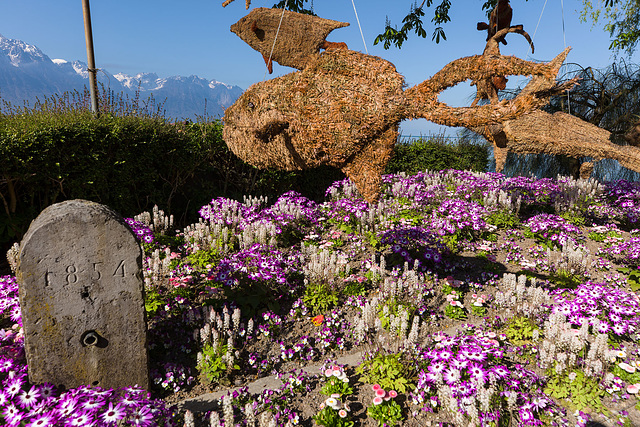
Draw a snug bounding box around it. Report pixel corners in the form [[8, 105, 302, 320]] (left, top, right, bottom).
[[221, 9, 638, 202], [230, 7, 348, 73]]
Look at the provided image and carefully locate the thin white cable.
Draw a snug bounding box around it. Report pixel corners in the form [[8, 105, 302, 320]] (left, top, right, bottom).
[[560, 0, 571, 114], [351, 0, 368, 54], [560, 0, 567, 48], [528, 0, 549, 58], [263, 6, 287, 81]]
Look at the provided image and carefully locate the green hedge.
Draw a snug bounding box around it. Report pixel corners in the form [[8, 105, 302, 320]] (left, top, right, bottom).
[[0, 107, 488, 252], [385, 136, 489, 175], [1, 111, 229, 244]]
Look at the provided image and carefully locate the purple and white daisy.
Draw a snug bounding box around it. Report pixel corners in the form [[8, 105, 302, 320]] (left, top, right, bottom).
[[131, 406, 154, 426], [597, 321, 611, 334], [18, 385, 41, 409], [468, 363, 487, 383], [490, 365, 510, 379], [3, 403, 23, 427], [443, 367, 461, 385], [68, 412, 94, 427], [428, 361, 446, 374], [450, 357, 468, 370], [26, 412, 57, 427], [100, 402, 125, 424], [39, 383, 55, 401], [438, 349, 453, 361], [6, 377, 24, 398], [612, 322, 627, 335]]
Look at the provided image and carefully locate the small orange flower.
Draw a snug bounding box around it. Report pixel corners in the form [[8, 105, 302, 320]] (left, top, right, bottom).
[[311, 315, 324, 326]]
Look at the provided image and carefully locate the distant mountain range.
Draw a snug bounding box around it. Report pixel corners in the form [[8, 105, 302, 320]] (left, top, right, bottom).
[[0, 34, 244, 119]]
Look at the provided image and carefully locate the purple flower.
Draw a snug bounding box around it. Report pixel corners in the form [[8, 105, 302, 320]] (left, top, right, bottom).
[[438, 349, 453, 361], [100, 402, 125, 423], [612, 322, 627, 335], [443, 367, 461, 385], [130, 406, 154, 426], [519, 407, 535, 424], [27, 412, 58, 427], [3, 403, 23, 427], [428, 361, 446, 374], [6, 377, 24, 398], [18, 385, 41, 409], [450, 357, 468, 370], [468, 363, 487, 382], [490, 365, 510, 379], [67, 412, 93, 426]]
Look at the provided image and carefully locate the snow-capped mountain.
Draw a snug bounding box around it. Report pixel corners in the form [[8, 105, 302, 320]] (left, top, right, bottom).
[[0, 34, 243, 119]]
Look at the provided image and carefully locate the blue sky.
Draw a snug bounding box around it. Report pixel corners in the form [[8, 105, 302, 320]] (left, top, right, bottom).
[[0, 0, 637, 135]]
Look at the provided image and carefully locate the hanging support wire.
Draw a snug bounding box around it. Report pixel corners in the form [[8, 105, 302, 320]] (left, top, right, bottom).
[[526, 0, 570, 113], [350, 0, 368, 54], [560, 0, 571, 114], [263, 5, 287, 81], [527, 0, 548, 59]]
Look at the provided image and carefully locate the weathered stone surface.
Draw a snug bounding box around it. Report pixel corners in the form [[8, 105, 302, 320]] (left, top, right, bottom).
[[17, 199, 149, 390]]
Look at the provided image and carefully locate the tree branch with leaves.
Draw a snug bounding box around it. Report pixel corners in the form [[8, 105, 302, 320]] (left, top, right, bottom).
[[580, 0, 640, 56]]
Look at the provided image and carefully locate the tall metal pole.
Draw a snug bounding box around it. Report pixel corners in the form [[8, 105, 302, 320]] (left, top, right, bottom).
[[82, 0, 99, 116]]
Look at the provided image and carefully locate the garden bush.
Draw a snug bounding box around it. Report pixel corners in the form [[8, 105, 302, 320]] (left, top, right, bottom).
[[385, 135, 489, 175], [0, 109, 225, 246]]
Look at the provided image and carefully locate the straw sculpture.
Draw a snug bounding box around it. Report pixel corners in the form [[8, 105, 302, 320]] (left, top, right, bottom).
[[223, 48, 404, 202], [230, 7, 349, 73], [223, 9, 640, 202]]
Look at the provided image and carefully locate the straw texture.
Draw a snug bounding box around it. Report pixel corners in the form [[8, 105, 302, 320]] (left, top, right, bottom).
[[223, 10, 640, 199]]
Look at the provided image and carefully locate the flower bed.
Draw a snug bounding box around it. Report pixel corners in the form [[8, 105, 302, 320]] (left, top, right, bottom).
[[2, 170, 640, 426]]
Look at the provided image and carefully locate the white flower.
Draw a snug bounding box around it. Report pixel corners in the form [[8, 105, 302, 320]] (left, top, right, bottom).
[[325, 397, 340, 410]]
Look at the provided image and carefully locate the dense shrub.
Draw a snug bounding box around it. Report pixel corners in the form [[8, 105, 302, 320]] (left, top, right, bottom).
[[385, 135, 489, 175], [1, 111, 225, 243]]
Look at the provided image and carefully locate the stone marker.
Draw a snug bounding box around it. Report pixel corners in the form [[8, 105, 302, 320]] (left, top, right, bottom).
[[17, 199, 149, 390]]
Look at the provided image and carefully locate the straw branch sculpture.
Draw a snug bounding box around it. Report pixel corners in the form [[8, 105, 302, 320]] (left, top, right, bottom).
[[223, 8, 640, 202]]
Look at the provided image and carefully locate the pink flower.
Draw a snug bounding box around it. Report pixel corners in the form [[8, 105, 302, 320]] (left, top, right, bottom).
[[338, 409, 348, 418], [372, 384, 381, 391], [387, 390, 398, 398], [375, 389, 386, 397], [324, 369, 333, 377], [372, 396, 383, 405], [619, 362, 636, 374], [627, 383, 640, 394]]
